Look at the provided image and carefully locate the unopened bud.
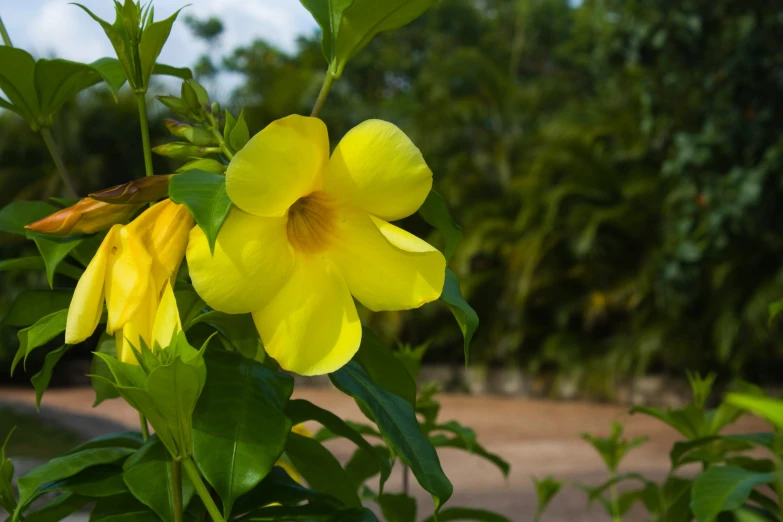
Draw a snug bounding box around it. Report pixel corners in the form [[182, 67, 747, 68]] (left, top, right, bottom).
[[164, 119, 216, 145], [90, 175, 173, 204], [25, 198, 141, 236], [211, 101, 220, 115], [152, 142, 219, 160]]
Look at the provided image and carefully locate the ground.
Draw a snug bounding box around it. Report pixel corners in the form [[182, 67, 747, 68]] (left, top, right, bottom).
[[0, 386, 770, 521]]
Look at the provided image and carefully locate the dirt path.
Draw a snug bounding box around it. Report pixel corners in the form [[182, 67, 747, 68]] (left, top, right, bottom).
[[0, 387, 770, 521]]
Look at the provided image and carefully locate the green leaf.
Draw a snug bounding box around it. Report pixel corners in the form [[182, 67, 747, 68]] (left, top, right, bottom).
[[237, 504, 378, 521], [0, 428, 16, 513], [232, 467, 341, 514], [333, 0, 437, 76], [419, 190, 462, 261], [354, 326, 416, 406], [27, 232, 85, 288], [31, 344, 73, 411], [223, 110, 237, 145], [187, 311, 262, 361], [330, 362, 453, 511], [138, 8, 185, 89], [429, 434, 509, 478], [91, 57, 127, 97], [0, 201, 58, 235], [3, 290, 74, 327], [73, 4, 135, 87], [725, 394, 783, 430], [0, 257, 82, 280], [0, 46, 40, 127], [123, 436, 195, 522], [378, 493, 417, 522], [15, 447, 133, 514], [47, 465, 128, 498], [67, 432, 145, 455], [91, 493, 161, 522], [193, 350, 294, 518], [422, 507, 513, 522], [284, 432, 362, 509], [90, 334, 121, 406], [21, 493, 90, 522], [286, 399, 392, 489], [168, 170, 232, 255], [298, 0, 354, 65], [11, 309, 68, 376], [33, 58, 115, 125], [152, 63, 193, 81], [176, 158, 227, 174], [532, 476, 563, 516], [690, 466, 776, 522], [344, 445, 388, 490], [228, 109, 250, 152], [441, 269, 479, 365]]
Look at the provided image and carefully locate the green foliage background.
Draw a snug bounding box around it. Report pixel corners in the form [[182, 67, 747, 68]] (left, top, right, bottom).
[[2, 0, 783, 391]]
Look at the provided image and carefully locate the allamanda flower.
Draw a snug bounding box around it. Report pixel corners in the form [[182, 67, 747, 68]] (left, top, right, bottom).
[[187, 115, 446, 376], [65, 199, 193, 363]]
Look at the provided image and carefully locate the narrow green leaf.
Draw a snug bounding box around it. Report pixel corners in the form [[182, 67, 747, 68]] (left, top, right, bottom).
[[232, 467, 341, 515], [430, 434, 509, 477], [354, 326, 416, 406], [187, 311, 262, 360], [223, 110, 237, 145], [419, 190, 462, 261], [333, 0, 437, 75], [21, 493, 90, 522], [690, 466, 776, 522], [67, 432, 145, 455], [138, 8, 185, 88], [123, 436, 195, 522], [378, 493, 417, 522], [176, 158, 226, 174], [330, 362, 453, 511], [89, 334, 121, 406], [228, 109, 249, 152], [72, 3, 135, 89], [11, 309, 68, 376], [168, 170, 232, 254], [152, 63, 193, 80], [193, 350, 294, 517], [0, 201, 58, 235], [31, 344, 73, 410], [3, 290, 74, 327], [297, 0, 354, 65], [440, 269, 478, 365], [285, 432, 362, 509], [27, 232, 85, 288]]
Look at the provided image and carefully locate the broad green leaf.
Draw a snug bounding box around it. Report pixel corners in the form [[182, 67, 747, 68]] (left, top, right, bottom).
[[123, 436, 195, 522], [0, 257, 82, 280], [168, 170, 231, 254], [441, 269, 479, 364], [228, 109, 249, 152], [138, 8, 185, 89], [0, 201, 58, 235], [378, 493, 416, 522], [187, 311, 262, 360], [15, 447, 133, 514], [27, 232, 85, 288], [45, 465, 128, 498], [333, 0, 437, 76], [419, 190, 462, 261], [91, 57, 127, 96], [34, 58, 113, 125], [725, 393, 783, 430], [152, 63, 193, 81], [11, 309, 68, 376], [354, 327, 416, 406], [21, 493, 90, 522], [67, 432, 145, 455], [91, 493, 161, 522], [193, 350, 294, 518], [0, 46, 40, 127], [423, 507, 513, 522], [429, 434, 509, 477], [3, 290, 74, 327], [330, 362, 453, 511], [284, 432, 362, 509], [31, 344, 72, 410], [90, 334, 121, 406], [286, 399, 391, 488], [690, 466, 776, 522], [298, 0, 354, 65], [232, 467, 341, 515]]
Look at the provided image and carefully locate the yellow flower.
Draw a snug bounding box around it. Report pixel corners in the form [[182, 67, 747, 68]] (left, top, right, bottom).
[[65, 199, 193, 363], [187, 116, 445, 376]]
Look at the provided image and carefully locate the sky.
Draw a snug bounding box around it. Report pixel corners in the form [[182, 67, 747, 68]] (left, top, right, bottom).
[[2, 0, 319, 92]]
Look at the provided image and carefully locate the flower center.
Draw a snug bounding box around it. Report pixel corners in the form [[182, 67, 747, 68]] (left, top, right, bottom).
[[286, 191, 336, 254]]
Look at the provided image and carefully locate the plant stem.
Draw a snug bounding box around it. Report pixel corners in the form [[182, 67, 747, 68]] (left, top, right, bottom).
[[208, 128, 234, 161], [139, 412, 150, 442], [0, 16, 13, 47], [609, 470, 622, 522], [183, 458, 225, 522], [310, 70, 337, 118], [40, 128, 78, 197], [136, 93, 155, 177], [172, 459, 184, 522]]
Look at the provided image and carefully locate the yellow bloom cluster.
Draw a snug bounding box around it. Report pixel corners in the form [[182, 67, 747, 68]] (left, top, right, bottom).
[[66, 116, 445, 375]]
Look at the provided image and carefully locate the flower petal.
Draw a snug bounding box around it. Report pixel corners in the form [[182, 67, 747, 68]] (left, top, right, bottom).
[[226, 115, 329, 217], [252, 256, 361, 376], [105, 224, 153, 333], [329, 209, 446, 312], [151, 282, 181, 349], [65, 225, 120, 345], [115, 280, 157, 365], [324, 120, 432, 221], [187, 208, 295, 314]]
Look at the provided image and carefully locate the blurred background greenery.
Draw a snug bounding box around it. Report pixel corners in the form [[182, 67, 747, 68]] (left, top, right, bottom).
[[2, 0, 783, 397]]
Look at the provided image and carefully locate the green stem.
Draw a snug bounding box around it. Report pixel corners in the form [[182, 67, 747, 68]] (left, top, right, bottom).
[[609, 470, 622, 522], [310, 70, 337, 118], [208, 127, 234, 161], [0, 16, 13, 47], [136, 93, 155, 177], [183, 458, 225, 522], [172, 459, 184, 522], [40, 128, 78, 197], [139, 412, 150, 442]]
